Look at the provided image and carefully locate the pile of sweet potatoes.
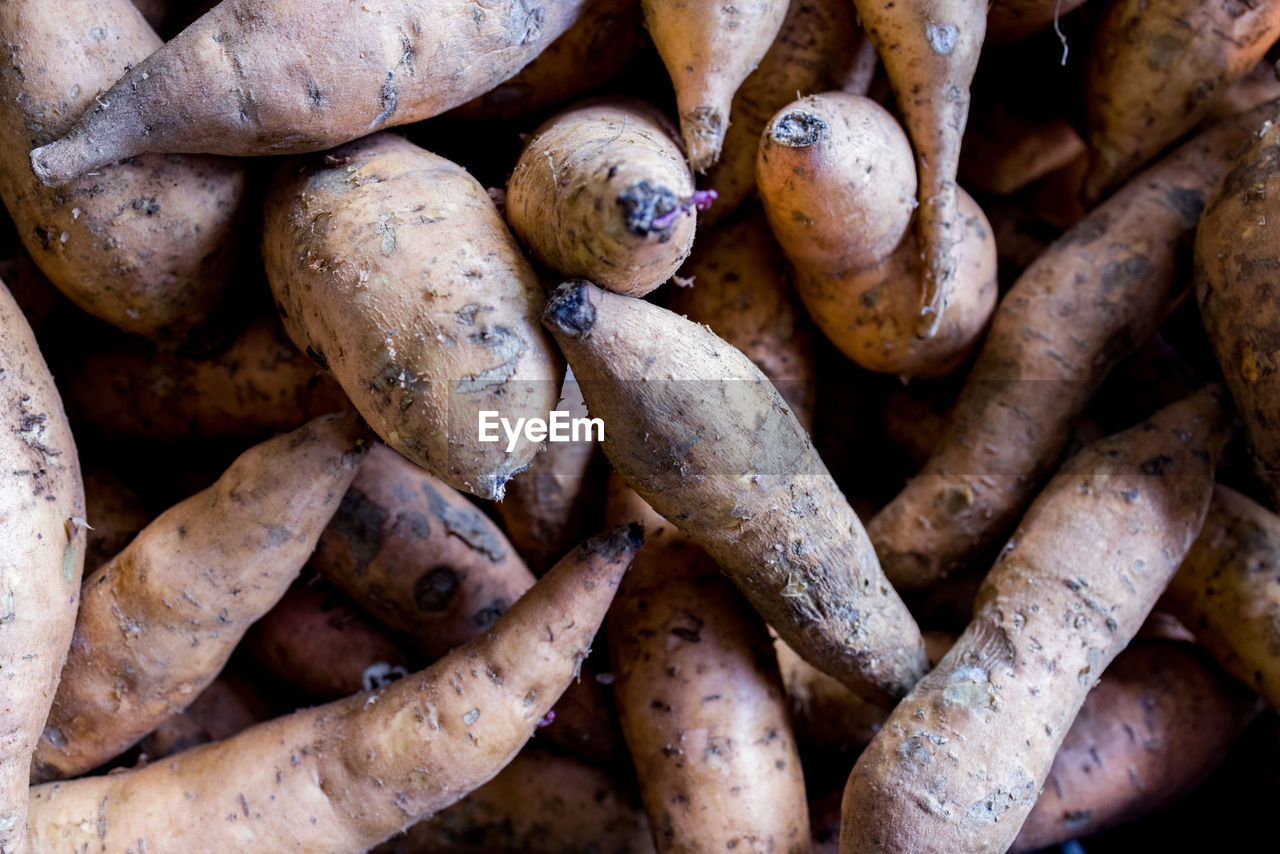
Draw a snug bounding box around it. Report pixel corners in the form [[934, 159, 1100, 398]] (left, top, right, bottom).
[[3, 0, 1280, 852]]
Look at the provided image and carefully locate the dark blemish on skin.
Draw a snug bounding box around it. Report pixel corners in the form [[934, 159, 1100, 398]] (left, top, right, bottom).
[[371, 70, 397, 128], [472, 598, 507, 628], [391, 510, 431, 540], [420, 481, 506, 560], [413, 565, 460, 611], [307, 81, 323, 107], [329, 488, 389, 575], [131, 196, 160, 216], [670, 611, 704, 643], [543, 280, 597, 338], [1164, 187, 1205, 225], [1139, 455, 1175, 475], [265, 525, 292, 547], [770, 111, 827, 147], [617, 181, 679, 238], [305, 346, 329, 370]]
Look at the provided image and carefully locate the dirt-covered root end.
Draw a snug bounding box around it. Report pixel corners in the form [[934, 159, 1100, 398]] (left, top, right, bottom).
[[543, 280, 600, 338], [682, 106, 727, 173], [770, 110, 829, 148]]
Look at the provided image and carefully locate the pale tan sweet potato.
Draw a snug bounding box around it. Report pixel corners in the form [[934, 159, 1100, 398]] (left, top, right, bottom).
[[263, 133, 564, 500], [26, 527, 642, 853], [82, 469, 149, 574], [757, 94, 996, 378], [0, 279, 86, 854], [1195, 115, 1280, 506], [542, 279, 927, 706], [1084, 0, 1280, 202], [493, 370, 604, 574], [243, 579, 409, 701], [840, 386, 1230, 854], [29, 0, 598, 185], [852, 0, 987, 335], [506, 98, 697, 297], [700, 0, 871, 226], [607, 480, 810, 852], [667, 206, 818, 430], [63, 317, 351, 443], [0, 0, 245, 342], [31, 413, 371, 782], [1011, 641, 1256, 852], [372, 748, 655, 854], [1164, 485, 1280, 713], [870, 100, 1280, 591], [642, 0, 789, 172], [448, 0, 647, 122]]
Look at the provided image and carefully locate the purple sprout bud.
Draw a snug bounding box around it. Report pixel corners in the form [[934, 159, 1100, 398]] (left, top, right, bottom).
[[536, 710, 556, 727]]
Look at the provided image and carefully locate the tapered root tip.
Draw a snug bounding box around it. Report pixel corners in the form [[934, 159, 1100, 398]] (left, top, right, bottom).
[[542, 280, 598, 339], [681, 107, 727, 173], [30, 140, 82, 187], [582, 524, 645, 562]]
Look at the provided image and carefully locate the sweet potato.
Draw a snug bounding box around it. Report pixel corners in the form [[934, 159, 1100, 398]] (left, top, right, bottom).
[[26, 526, 642, 853], [28, 0, 598, 185], [1195, 116, 1280, 506], [607, 480, 809, 852], [312, 442, 536, 661], [372, 748, 655, 854], [506, 98, 698, 297], [667, 206, 818, 430], [263, 133, 564, 500], [869, 100, 1279, 591], [642, 0, 788, 172], [243, 579, 409, 701], [757, 94, 997, 377], [958, 107, 1086, 196], [82, 469, 149, 574], [839, 386, 1230, 854], [851, 0, 986, 336], [138, 672, 272, 761], [1164, 485, 1280, 713], [311, 441, 621, 763], [0, 214, 64, 336], [63, 317, 350, 443], [1083, 0, 1280, 202], [493, 370, 604, 574], [447, 0, 647, 122], [986, 0, 1090, 45], [0, 280, 85, 854], [31, 413, 371, 782], [700, 0, 871, 226], [542, 279, 927, 705], [1011, 641, 1256, 852], [0, 0, 245, 342]]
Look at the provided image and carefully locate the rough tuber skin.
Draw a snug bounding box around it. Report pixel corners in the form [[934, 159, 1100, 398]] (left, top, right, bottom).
[[1195, 114, 1280, 507], [757, 93, 997, 378], [26, 526, 642, 853], [1164, 484, 1280, 714], [0, 280, 86, 854], [542, 278, 927, 707], [31, 413, 372, 782], [507, 98, 697, 297], [642, 0, 789, 172], [262, 133, 564, 501], [28, 0, 596, 186], [869, 99, 1280, 591], [0, 0, 246, 342], [840, 385, 1232, 854], [607, 480, 810, 853], [851, 0, 987, 338]]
